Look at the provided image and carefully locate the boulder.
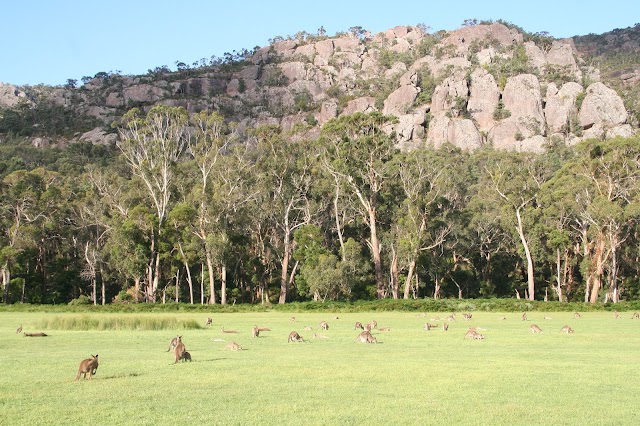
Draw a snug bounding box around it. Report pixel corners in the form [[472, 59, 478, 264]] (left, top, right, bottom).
[[544, 82, 583, 133], [468, 69, 500, 131], [341, 97, 377, 115], [382, 85, 419, 116], [0, 82, 29, 107], [502, 74, 545, 136], [79, 127, 118, 146], [123, 84, 165, 104], [427, 112, 482, 150], [431, 71, 469, 114], [578, 82, 627, 128]]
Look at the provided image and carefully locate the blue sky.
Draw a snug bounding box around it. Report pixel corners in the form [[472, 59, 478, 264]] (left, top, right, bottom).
[[2, 0, 638, 87]]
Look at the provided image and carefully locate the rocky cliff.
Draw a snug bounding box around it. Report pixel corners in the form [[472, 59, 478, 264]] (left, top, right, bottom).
[[1, 22, 637, 151]]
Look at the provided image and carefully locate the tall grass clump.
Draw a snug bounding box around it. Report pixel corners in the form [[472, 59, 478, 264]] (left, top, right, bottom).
[[35, 315, 203, 331]]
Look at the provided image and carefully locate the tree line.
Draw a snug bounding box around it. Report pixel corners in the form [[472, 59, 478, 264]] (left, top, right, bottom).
[[1, 107, 639, 305]]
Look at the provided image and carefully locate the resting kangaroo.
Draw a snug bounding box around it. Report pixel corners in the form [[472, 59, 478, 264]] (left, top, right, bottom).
[[530, 324, 542, 333], [560, 325, 575, 334], [355, 331, 377, 344], [288, 331, 304, 342], [75, 354, 99, 381]]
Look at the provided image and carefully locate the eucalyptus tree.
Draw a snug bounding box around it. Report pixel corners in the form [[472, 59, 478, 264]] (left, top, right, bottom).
[[556, 138, 640, 302], [319, 112, 398, 298], [248, 125, 314, 304], [184, 110, 240, 304], [0, 169, 50, 303], [475, 149, 551, 300], [116, 106, 188, 302]]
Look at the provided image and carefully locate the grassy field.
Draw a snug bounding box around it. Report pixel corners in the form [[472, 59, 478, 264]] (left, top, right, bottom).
[[0, 310, 639, 425]]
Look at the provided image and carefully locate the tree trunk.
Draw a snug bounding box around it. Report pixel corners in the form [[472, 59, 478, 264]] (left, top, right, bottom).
[[2, 265, 10, 304], [221, 265, 227, 305], [589, 237, 606, 303], [278, 231, 291, 304], [390, 247, 399, 299], [206, 248, 216, 304], [555, 248, 564, 302], [515, 206, 535, 300], [403, 259, 417, 299], [368, 207, 385, 299]]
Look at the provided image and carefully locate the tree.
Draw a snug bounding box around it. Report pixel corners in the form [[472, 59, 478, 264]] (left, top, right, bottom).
[[320, 113, 398, 298], [116, 106, 188, 302]]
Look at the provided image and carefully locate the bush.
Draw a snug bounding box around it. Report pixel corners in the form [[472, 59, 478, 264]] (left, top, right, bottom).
[[68, 295, 91, 306]]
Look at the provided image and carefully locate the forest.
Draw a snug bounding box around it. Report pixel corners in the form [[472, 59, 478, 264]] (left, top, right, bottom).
[[0, 106, 639, 305]]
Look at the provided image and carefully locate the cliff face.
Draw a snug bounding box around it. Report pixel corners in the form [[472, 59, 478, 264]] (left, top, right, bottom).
[[2, 23, 637, 151]]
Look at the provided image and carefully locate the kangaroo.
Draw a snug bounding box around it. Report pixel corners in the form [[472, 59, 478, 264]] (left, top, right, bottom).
[[614, 311, 620, 319], [173, 337, 186, 364], [355, 331, 377, 344], [464, 329, 478, 340], [522, 312, 528, 321], [24, 332, 47, 337], [463, 313, 472, 320], [369, 320, 378, 329], [472, 333, 485, 340], [530, 324, 542, 333], [319, 321, 329, 331], [379, 327, 390, 332], [632, 312, 640, 319], [430, 316, 440, 321], [167, 335, 181, 352], [252, 325, 260, 338], [544, 316, 552, 320], [364, 323, 372, 332], [574, 312, 582, 319], [560, 325, 575, 334], [313, 333, 329, 339], [442, 323, 449, 331], [75, 354, 99, 381], [16, 325, 22, 334], [289, 316, 297, 322], [423, 323, 435, 331], [499, 316, 507, 320], [288, 331, 304, 342], [205, 317, 212, 326], [179, 351, 192, 362], [224, 342, 242, 351], [221, 327, 238, 334], [354, 321, 364, 330]]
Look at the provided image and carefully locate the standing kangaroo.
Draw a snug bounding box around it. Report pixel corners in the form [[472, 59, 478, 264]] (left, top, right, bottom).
[[560, 325, 575, 334], [355, 331, 377, 344], [205, 317, 212, 326], [252, 325, 260, 338], [522, 312, 528, 321], [530, 324, 542, 333], [167, 335, 181, 352], [442, 323, 449, 331], [75, 354, 99, 381], [288, 331, 304, 342], [173, 337, 186, 364], [354, 322, 364, 330], [15, 325, 22, 334]]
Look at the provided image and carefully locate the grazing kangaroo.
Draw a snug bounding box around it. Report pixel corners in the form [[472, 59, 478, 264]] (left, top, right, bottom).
[[320, 321, 329, 331], [574, 312, 582, 319], [464, 329, 479, 340], [205, 317, 212, 326], [560, 325, 575, 334], [423, 323, 435, 331], [75, 354, 99, 381], [24, 332, 47, 337], [16, 325, 22, 334], [224, 342, 242, 351], [463, 313, 472, 320], [354, 322, 364, 330], [288, 331, 304, 342], [355, 331, 377, 344], [632, 312, 640, 319], [530, 324, 543, 333], [167, 335, 181, 352], [442, 323, 449, 331], [173, 337, 186, 364], [289, 316, 297, 322], [522, 312, 528, 321]]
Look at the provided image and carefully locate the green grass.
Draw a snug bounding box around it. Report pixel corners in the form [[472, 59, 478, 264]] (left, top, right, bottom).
[[1, 311, 639, 425]]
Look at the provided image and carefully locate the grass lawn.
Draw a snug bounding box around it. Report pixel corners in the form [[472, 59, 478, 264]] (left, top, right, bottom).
[[0, 310, 638, 425]]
